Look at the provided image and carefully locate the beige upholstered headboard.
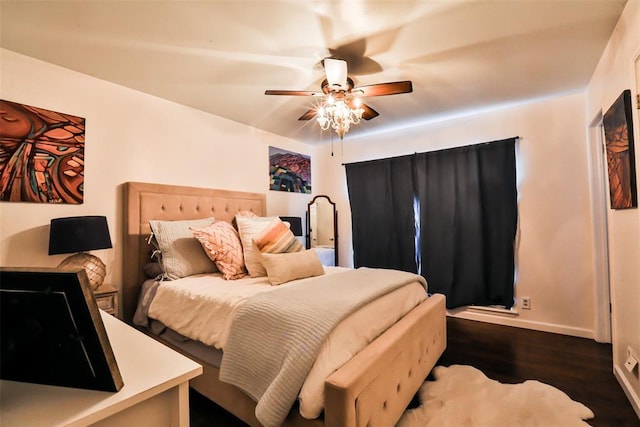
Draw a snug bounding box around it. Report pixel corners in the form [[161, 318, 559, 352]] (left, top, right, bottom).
[[122, 181, 266, 322]]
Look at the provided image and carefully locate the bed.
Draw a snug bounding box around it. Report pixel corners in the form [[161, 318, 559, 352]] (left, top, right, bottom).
[[122, 181, 446, 427]]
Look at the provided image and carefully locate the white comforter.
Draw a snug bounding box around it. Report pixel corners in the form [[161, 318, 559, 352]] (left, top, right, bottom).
[[147, 267, 427, 419]]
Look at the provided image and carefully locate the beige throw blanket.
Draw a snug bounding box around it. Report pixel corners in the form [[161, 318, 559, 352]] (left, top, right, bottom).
[[219, 267, 427, 427]]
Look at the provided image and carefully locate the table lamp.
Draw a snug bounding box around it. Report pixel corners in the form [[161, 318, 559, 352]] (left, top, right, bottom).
[[48, 215, 113, 290]]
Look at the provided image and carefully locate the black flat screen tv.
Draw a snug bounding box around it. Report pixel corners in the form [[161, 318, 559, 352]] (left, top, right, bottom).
[[0, 267, 123, 392]]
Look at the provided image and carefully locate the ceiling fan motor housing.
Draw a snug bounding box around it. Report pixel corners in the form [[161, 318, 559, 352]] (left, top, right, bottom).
[[321, 78, 355, 95]]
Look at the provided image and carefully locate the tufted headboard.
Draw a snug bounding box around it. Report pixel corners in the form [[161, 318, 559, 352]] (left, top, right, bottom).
[[122, 181, 266, 322]]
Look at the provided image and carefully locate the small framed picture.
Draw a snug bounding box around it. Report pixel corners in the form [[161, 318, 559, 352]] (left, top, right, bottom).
[[0, 268, 123, 392], [269, 146, 311, 193]]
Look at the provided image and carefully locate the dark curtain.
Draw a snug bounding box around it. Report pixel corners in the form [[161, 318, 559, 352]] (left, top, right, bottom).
[[414, 138, 517, 308], [345, 155, 417, 272]]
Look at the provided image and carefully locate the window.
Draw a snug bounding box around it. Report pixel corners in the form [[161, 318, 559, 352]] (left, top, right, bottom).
[[345, 137, 518, 308]]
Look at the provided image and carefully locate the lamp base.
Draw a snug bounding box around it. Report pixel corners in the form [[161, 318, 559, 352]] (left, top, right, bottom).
[[58, 252, 107, 290]]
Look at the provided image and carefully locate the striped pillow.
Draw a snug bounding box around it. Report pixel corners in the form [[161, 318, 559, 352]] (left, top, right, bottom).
[[253, 218, 303, 255]]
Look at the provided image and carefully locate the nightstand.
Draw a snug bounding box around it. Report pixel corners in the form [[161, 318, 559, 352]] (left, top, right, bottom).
[[94, 284, 118, 317]]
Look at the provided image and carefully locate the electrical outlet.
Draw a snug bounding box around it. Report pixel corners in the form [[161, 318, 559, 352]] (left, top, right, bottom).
[[521, 297, 531, 310], [625, 346, 639, 375]]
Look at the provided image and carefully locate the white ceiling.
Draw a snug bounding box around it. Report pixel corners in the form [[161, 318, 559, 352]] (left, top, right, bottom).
[[0, 0, 627, 144]]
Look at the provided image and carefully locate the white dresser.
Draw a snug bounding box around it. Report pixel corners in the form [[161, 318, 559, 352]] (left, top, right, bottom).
[[0, 311, 202, 427]]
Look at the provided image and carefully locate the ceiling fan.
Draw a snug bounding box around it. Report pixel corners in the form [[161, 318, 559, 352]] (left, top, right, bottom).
[[265, 58, 412, 138]]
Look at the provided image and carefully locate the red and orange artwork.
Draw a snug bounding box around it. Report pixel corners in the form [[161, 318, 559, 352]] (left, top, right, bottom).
[[602, 90, 637, 210], [0, 100, 85, 204]]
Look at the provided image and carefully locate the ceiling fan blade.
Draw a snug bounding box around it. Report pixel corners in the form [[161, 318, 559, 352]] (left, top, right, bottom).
[[361, 104, 379, 120], [264, 90, 321, 96], [353, 81, 413, 97], [298, 109, 317, 121], [323, 58, 348, 89]]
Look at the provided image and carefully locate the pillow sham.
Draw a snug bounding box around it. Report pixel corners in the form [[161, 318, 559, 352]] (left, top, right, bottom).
[[260, 249, 325, 285], [232, 209, 258, 229], [236, 210, 258, 218], [148, 217, 217, 280], [235, 215, 283, 277], [143, 261, 164, 279], [191, 221, 247, 280], [253, 218, 303, 255]]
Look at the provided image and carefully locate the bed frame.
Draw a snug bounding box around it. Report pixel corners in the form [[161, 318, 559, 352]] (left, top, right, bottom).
[[122, 181, 446, 427]]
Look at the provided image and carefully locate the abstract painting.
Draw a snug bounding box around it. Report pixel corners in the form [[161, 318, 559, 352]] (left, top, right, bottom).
[[0, 99, 85, 204], [603, 90, 637, 209], [269, 146, 311, 193]]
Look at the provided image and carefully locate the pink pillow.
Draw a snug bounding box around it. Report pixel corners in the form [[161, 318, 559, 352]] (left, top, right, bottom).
[[191, 221, 247, 280], [236, 210, 258, 218]]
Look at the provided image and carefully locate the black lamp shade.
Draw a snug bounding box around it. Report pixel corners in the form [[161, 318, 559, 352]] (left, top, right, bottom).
[[48, 216, 113, 255], [279, 216, 303, 237]]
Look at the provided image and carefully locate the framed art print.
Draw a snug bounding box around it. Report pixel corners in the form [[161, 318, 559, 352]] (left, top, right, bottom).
[[0, 268, 123, 392], [268, 146, 311, 193], [602, 90, 637, 209], [0, 100, 85, 204]]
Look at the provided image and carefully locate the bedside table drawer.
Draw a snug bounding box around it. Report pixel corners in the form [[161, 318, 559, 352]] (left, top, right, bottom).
[[94, 285, 118, 317], [96, 294, 116, 314]]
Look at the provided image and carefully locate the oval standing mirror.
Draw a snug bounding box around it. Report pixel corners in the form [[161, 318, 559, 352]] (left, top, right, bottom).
[[306, 195, 338, 266]]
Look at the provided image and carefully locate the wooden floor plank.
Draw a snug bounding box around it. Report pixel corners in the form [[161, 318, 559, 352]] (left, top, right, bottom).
[[190, 316, 640, 426]]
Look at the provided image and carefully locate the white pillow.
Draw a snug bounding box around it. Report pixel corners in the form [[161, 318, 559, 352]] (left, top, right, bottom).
[[235, 216, 281, 277], [149, 217, 217, 280]]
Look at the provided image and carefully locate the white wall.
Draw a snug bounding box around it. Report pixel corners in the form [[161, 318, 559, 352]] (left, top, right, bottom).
[[586, 0, 640, 416], [316, 92, 597, 338], [0, 48, 313, 295]]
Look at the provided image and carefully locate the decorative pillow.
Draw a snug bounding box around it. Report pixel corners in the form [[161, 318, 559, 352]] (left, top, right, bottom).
[[260, 249, 325, 285], [191, 221, 247, 280], [148, 218, 218, 280], [235, 215, 282, 277], [232, 209, 258, 229], [143, 261, 164, 279], [253, 218, 303, 255], [236, 210, 258, 218]]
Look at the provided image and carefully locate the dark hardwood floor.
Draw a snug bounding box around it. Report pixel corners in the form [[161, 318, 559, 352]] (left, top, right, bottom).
[[439, 317, 639, 427], [190, 317, 640, 426], [190, 389, 249, 427]]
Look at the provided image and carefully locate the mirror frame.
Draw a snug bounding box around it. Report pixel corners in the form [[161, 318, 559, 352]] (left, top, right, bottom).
[[306, 195, 338, 266]]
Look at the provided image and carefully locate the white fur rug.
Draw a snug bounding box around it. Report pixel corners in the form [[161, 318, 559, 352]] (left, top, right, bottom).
[[398, 365, 594, 427]]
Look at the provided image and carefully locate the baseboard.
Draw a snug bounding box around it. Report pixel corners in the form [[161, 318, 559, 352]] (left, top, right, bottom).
[[447, 309, 594, 339], [614, 365, 640, 419]]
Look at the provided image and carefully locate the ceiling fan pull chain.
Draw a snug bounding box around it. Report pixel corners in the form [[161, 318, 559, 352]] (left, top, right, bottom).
[[331, 132, 334, 157]]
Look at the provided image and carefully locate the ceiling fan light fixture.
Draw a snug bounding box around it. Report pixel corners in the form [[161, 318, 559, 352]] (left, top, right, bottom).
[[265, 58, 412, 140], [316, 98, 364, 140], [324, 58, 348, 89]]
